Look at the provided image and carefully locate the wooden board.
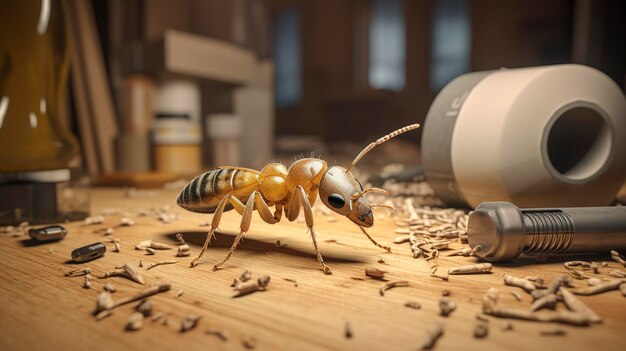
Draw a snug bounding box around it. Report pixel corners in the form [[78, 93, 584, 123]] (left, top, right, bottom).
[[0, 188, 624, 351]]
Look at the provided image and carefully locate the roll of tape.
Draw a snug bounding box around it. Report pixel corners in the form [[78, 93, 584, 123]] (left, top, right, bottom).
[[422, 64, 626, 208]]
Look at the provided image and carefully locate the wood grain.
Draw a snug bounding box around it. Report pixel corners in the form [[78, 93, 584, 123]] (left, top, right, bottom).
[[0, 188, 624, 351]]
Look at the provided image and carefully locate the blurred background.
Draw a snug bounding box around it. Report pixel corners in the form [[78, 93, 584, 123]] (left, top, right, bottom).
[[0, 0, 625, 210], [2, 0, 625, 176]]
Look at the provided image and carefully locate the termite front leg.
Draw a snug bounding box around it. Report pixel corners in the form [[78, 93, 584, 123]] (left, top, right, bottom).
[[212, 192, 257, 271], [294, 185, 332, 275]]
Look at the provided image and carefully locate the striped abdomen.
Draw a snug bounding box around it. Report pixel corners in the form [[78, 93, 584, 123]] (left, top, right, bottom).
[[177, 167, 260, 213]]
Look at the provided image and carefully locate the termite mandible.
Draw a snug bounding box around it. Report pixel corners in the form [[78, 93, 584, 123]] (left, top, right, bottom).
[[177, 123, 420, 274]]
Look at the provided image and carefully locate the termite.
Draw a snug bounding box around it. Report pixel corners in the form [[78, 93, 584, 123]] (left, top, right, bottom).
[[177, 124, 420, 274]]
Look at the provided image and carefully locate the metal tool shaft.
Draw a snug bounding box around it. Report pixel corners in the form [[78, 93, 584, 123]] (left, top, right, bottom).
[[467, 202, 626, 262]]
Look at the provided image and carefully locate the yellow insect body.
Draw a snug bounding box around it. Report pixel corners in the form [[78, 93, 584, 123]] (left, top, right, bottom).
[[177, 124, 420, 273]]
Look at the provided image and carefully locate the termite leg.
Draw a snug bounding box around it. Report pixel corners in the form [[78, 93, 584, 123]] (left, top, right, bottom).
[[253, 193, 282, 224], [297, 185, 332, 274], [191, 194, 244, 267], [212, 192, 257, 271], [358, 225, 392, 253]]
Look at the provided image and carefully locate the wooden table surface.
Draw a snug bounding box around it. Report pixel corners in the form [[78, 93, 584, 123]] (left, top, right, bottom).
[[0, 187, 624, 351]]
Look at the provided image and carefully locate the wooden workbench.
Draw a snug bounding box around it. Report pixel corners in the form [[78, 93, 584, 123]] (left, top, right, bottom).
[[0, 187, 624, 351]]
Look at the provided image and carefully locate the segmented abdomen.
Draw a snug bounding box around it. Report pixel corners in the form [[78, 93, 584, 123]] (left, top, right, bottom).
[[177, 167, 260, 213]]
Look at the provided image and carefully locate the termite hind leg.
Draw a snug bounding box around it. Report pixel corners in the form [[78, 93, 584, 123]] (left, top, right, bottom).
[[190, 195, 245, 267], [297, 185, 332, 274], [358, 225, 392, 253], [190, 195, 231, 267], [212, 192, 256, 271]]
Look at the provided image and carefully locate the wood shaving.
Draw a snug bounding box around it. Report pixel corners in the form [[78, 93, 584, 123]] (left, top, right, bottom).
[[559, 287, 601, 323], [95, 283, 171, 313], [510, 291, 522, 301], [379, 280, 409, 296], [101, 264, 144, 284], [570, 279, 625, 295], [503, 274, 536, 293], [611, 250, 626, 267], [146, 260, 179, 270], [448, 263, 492, 275], [530, 293, 557, 311], [65, 267, 92, 277], [205, 328, 229, 341]]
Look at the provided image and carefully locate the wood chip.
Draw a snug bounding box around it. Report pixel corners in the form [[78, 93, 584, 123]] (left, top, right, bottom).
[[180, 315, 201, 332], [439, 297, 457, 316], [234, 275, 271, 296], [344, 321, 353, 339], [474, 322, 488, 338], [540, 329, 567, 336], [126, 312, 144, 331], [104, 283, 116, 293], [136, 299, 153, 317], [404, 301, 421, 309], [243, 336, 257, 349], [365, 267, 387, 279], [417, 323, 444, 350]]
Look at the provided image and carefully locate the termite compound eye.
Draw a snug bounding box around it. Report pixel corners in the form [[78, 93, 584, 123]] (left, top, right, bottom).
[[328, 194, 345, 209]]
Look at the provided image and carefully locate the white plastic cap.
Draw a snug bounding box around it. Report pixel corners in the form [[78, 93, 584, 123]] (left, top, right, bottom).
[[206, 114, 242, 139], [154, 80, 201, 122]]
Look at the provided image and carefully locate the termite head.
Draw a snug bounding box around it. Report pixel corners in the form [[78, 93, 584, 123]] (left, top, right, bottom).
[[319, 166, 373, 227], [318, 124, 420, 227]]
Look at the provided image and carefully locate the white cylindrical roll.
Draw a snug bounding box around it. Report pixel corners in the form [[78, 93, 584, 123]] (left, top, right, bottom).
[[423, 64, 626, 208]]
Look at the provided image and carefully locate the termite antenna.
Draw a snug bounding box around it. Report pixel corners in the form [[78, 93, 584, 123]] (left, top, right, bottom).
[[345, 123, 420, 172], [351, 187, 389, 201]]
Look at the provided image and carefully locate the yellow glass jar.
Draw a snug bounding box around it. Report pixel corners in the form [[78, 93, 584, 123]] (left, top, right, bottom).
[[0, 0, 79, 173]]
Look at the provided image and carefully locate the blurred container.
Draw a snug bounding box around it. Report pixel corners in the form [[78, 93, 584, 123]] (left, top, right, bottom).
[[153, 80, 202, 174], [152, 118, 202, 174], [0, 0, 79, 172], [206, 114, 242, 167]]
